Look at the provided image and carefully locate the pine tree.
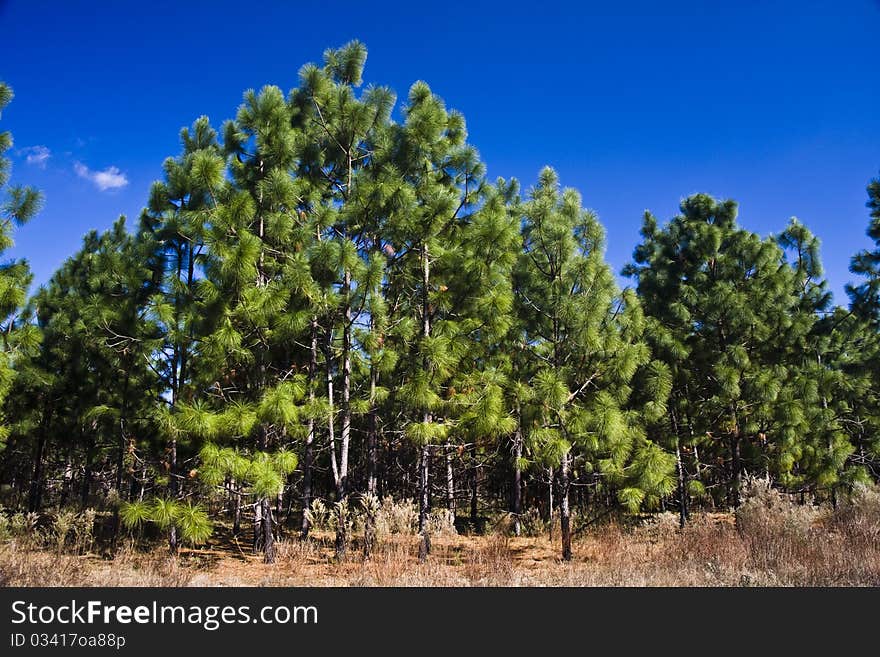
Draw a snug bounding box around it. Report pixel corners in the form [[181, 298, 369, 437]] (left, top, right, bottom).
[[515, 167, 667, 560], [288, 40, 395, 557], [81, 219, 163, 547], [448, 177, 521, 530], [12, 231, 117, 512], [139, 115, 224, 552], [840, 174, 880, 479], [12, 219, 162, 539], [186, 86, 315, 563], [847, 172, 880, 324], [0, 82, 41, 450], [626, 195, 828, 508], [383, 80, 484, 559], [774, 220, 854, 501]]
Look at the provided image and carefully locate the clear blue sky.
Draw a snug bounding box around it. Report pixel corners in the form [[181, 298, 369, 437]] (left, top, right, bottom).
[[2, 0, 879, 303]]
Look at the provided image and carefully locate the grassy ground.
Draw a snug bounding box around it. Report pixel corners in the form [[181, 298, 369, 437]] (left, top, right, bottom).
[[2, 501, 879, 586]]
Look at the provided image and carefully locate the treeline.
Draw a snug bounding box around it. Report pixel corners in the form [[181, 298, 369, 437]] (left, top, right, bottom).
[[1, 43, 879, 563]]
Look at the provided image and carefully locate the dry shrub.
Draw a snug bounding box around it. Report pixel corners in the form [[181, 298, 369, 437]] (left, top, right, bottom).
[[427, 509, 457, 537], [463, 532, 513, 585], [659, 516, 749, 585], [304, 499, 329, 531], [374, 497, 418, 536], [329, 499, 354, 537], [51, 509, 96, 554], [516, 508, 547, 537], [833, 483, 880, 545], [640, 511, 681, 540], [353, 535, 417, 585], [8, 511, 41, 548], [274, 537, 324, 564], [735, 476, 820, 576]]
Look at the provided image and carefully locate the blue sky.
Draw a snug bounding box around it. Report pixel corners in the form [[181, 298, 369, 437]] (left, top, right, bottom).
[[2, 0, 879, 303]]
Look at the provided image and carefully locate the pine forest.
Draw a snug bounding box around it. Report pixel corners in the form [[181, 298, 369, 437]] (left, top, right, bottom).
[[2, 42, 880, 586]]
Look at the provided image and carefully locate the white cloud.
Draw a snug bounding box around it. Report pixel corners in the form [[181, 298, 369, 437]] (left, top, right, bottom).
[[23, 145, 51, 168], [74, 161, 128, 191]]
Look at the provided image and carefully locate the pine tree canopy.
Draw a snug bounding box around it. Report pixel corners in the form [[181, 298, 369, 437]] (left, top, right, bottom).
[[1, 49, 879, 564]]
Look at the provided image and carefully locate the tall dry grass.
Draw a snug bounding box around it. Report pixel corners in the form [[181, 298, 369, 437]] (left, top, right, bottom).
[[0, 542, 194, 586], [3, 484, 880, 586]]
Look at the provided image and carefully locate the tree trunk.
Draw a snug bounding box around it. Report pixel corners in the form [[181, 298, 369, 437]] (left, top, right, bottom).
[[81, 432, 95, 510], [58, 441, 75, 510], [363, 361, 379, 559], [445, 443, 455, 519], [670, 407, 688, 529], [262, 497, 275, 564], [28, 402, 52, 512], [418, 444, 431, 562], [729, 408, 742, 509], [728, 435, 741, 509], [335, 268, 352, 559], [548, 468, 554, 542], [253, 499, 263, 553], [676, 440, 688, 529], [363, 507, 377, 560], [27, 434, 45, 512], [417, 240, 432, 561], [301, 318, 317, 539], [512, 423, 523, 537], [168, 434, 178, 555], [232, 481, 242, 536], [367, 364, 379, 498], [470, 445, 479, 529], [112, 371, 132, 552], [692, 442, 705, 501], [560, 451, 572, 561]]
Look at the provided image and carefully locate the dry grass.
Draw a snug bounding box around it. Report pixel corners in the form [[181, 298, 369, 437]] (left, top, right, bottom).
[[3, 485, 880, 587], [0, 543, 195, 587]]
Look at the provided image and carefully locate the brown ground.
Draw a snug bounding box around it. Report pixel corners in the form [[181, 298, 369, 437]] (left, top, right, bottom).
[[3, 508, 878, 586]]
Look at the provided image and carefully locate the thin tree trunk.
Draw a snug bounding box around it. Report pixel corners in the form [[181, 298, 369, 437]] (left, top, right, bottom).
[[364, 360, 379, 559], [232, 481, 242, 536], [59, 451, 73, 510], [676, 441, 688, 529], [560, 451, 572, 561], [80, 431, 95, 510], [445, 443, 455, 518], [548, 467, 554, 542], [138, 462, 148, 502], [262, 498, 275, 564], [692, 443, 704, 489], [418, 444, 431, 562], [28, 402, 52, 512], [301, 318, 317, 539], [336, 269, 352, 559], [168, 433, 178, 554], [253, 499, 263, 553], [820, 381, 838, 510], [112, 370, 132, 552], [670, 407, 688, 529], [418, 240, 432, 561], [326, 330, 338, 488], [512, 422, 523, 537], [470, 445, 479, 529], [367, 364, 379, 497], [729, 407, 742, 509]]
